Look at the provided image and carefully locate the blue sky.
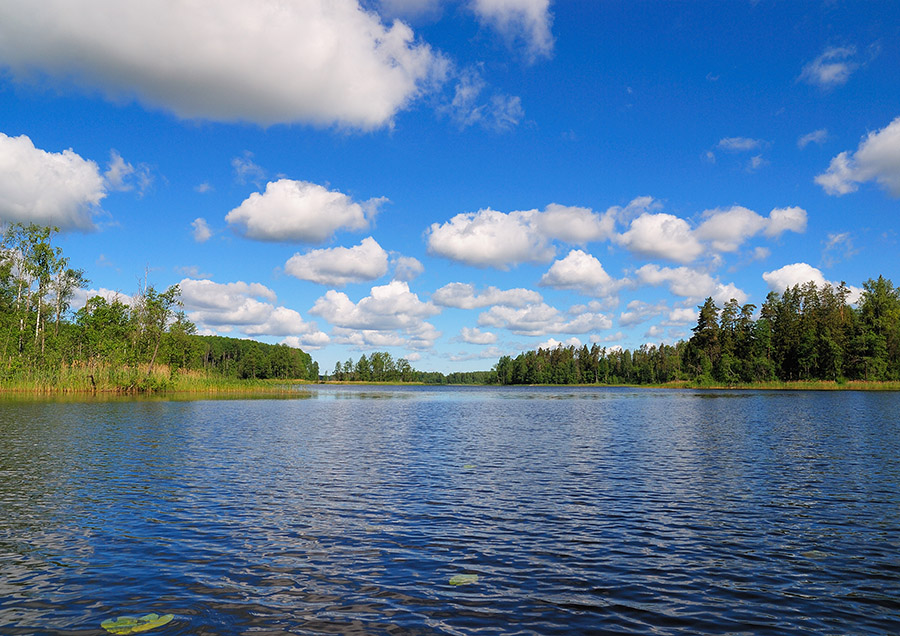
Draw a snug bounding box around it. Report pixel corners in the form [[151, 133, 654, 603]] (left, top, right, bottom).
[[1, 0, 899, 373]]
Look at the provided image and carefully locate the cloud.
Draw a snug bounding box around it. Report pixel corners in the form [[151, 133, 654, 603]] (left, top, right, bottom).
[[616, 212, 704, 263], [191, 217, 212, 243], [379, 0, 442, 21], [762, 263, 825, 291], [310, 280, 440, 348], [179, 278, 328, 343], [815, 116, 900, 197], [432, 282, 542, 309], [106, 150, 152, 195], [764, 206, 807, 236], [761, 263, 862, 303], [607, 196, 662, 225], [618, 300, 666, 327], [232, 152, 265, 186], [0, 0, 444, 129], [747, 155, 767, 172], [537, 337, 582, 350], [821, 231, 857, 267], [799, 46, 858, 89], [449, 345, 505, 362], [71, 287, 133, 310], [471, 0, 554, 60], [635, 264, 747, 304], [478, 302, 612, 336], [226, 179, 383, 243], [694, 205, 807, 252], [539, 249, 619, 297], [281, 333, 331, 350], [426, 202, 617, 268], [392, 255, 424, 281], [284, 237, 389, 286], [426, 207, 553, 268], [665, 307, 698, 325], [0, 133, 106, 231], [443, 66, 524, 132], [460, 326, 497, 344], [535, 204, 617, 243], [798, 129, 828, 149], [718, 137, 764, 151], [694, 206, 765, 253]]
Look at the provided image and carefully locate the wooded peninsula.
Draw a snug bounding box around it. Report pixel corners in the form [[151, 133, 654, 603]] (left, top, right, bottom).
[[2, 222, 899, 392]]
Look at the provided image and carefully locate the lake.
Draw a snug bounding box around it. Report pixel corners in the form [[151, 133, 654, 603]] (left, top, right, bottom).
[[1, 386, 898, 635]]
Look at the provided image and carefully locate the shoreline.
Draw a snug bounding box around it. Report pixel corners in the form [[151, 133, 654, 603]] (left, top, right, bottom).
[[3, 378, 900, 395]]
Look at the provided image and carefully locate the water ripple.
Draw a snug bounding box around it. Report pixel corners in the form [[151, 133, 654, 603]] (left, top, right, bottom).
[[0, 388, 898, 634]]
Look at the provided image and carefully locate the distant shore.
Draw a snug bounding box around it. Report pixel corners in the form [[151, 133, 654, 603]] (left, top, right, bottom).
[[3, 375, 900, 395]]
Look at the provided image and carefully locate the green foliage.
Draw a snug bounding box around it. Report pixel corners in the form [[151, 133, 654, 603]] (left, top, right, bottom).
[[495, 280, 900, 386], [0, 223, 320, 392]]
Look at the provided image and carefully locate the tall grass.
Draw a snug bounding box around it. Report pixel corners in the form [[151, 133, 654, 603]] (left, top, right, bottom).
[[0, 362, 311, 394]]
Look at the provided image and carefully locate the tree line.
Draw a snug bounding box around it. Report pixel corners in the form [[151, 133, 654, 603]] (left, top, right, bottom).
[[1, 223, 318, 390], [493, 277, 900, 386], [325, 352, 497, 385]]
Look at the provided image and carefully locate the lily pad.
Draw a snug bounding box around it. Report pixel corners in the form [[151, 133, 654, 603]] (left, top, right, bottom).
[[449, 573, 479, 586], [101, 613, 174, 634]]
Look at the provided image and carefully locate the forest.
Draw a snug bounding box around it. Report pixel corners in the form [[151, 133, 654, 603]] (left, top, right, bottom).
[[493, 276, 900, 386], [0, 223, 318, 391], [4, 221, 899, 391]]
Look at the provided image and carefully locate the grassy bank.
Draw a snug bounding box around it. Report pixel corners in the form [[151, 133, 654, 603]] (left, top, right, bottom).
[[0, 363, 312, 394], [642, 379, 900, 391]]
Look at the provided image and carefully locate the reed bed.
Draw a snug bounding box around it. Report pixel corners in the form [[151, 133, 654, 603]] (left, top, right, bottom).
[[0, 362, 311, 395]]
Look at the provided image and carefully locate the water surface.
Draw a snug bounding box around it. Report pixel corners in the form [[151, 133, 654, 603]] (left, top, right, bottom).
[[1, 386, 898, 634]]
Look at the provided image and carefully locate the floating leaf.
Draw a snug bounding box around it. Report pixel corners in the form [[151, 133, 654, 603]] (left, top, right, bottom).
[[800, 549, 829, 559], [449, 574, 479, 586], [101, 613, 174, 634]]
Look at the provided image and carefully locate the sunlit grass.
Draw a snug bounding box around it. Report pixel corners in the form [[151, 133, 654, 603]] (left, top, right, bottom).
[[0, 362, 313, 394]]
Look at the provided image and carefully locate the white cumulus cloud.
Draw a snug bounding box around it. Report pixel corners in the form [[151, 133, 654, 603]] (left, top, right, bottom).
[[0, 133, 106, 230], [537, 337, 582, 350], [618, 300, 666, 327], [761, 263, 863, 303], [426, 208, 553, 268], [432, 282, 542, 308], [539, 249, 619, 297], [179, 278, 328, 343], [393, 255, 424, 281], [0, 0, 444, 129], [478, 302, 611, 336], [635, 264, 747, 305], [226, 179, 383, 243], [284, 237, 389, 286], [310, 280, 440, 349], [694, 205, 807, 252], [460, 326, 498, 344], [815, 116, 900, 197], [616, 212, 704, 263], [764, 206, 808, 236], [426, 203, 617, 269], [191, 218, 212, 243], [535, 203, 617, 243]]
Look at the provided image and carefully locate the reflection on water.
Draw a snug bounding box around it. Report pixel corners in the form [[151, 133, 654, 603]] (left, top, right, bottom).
[[1, 387, 898, 635]]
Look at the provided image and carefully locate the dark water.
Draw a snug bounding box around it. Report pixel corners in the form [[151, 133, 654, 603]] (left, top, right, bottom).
[[1, 386, 898, 635]]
